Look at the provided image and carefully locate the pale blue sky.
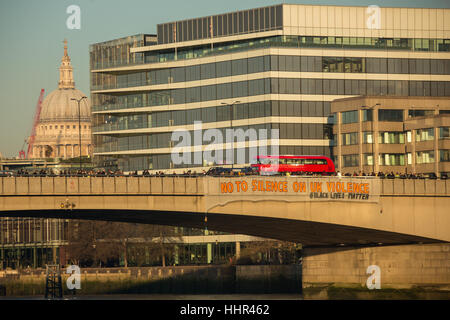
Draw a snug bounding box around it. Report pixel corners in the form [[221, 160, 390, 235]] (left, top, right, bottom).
[[0, 0, 449, 157]]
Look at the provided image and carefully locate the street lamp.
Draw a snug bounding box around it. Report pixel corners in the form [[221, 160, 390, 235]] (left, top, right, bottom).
[[361, 103, 380, 175], [71, 96, 87, 171], [220, 100, 240, 169]]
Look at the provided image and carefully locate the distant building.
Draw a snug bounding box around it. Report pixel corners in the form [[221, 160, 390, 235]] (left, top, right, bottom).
[[0, 40, 92, 269], [31, 40, 92, 159], [0, 218, 68, 269], [331, 96, 450, 176]]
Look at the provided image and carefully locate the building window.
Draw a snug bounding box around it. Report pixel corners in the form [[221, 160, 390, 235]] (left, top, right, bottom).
[[416, 128, 434, 142], [439, 127, 450, 139], [341, 132, 358, 146], [341, 110, 358, 124], [330, 113, 337, 125], [440, 150, 450, 162], [363, 154, 373, 165], [379, 154, 405, 166], [342, 154, 359, 167], [416, 151, 435, 164], [363, 132, 373, 144], [406, 131, 412, 142], [408, 109, 434, 118], [378, 109, 403, 122], [362, 109, 373, 121], [378, 132, 405, 144], [407, 153, 412, 165]]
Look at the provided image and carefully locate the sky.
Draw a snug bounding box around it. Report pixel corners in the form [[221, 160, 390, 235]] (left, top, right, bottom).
[[0, 0, 449, 158]]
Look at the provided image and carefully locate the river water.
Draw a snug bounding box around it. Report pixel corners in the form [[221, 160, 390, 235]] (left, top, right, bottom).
[[0, 293, 303, 300]]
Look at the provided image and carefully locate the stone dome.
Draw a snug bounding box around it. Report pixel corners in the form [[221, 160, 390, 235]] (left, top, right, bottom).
[[30, 40, 93, 160], [39, 88, 90, 122]]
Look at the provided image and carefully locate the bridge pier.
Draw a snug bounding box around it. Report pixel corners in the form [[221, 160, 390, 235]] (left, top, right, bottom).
[[301, 243, 450, 296]]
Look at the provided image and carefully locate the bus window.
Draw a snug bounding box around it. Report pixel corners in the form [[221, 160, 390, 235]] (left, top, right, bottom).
[[286, 159, 297, 165]]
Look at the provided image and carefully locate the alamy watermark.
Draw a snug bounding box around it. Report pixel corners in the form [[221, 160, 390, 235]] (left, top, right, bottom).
[[66, 5, 81, 30], [366, 265, 381, 289], [366, 5, 381, 30], [171, 121, 279, 168], [66, 265, 81, 290]]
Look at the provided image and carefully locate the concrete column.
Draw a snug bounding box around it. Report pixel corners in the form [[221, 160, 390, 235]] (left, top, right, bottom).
[[53, 246, 57, 264], [174, 245, 179, 265], [412, 129, 417, 174], [435, 127, 439, 176], [235, 241, 241, 260], [358, 109, 363, 174], [302, 243, 450, 292], [337, 112, 342, 171], [33, 247, 37, 268], [207, 243, 212, 264], [205, 229, 212, 264]]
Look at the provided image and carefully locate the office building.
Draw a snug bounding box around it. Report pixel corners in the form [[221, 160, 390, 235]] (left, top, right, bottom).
[[331, 96, 450, 176], [90, 4, 450, 172]]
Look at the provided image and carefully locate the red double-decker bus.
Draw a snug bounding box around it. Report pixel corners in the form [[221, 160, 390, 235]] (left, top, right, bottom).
[[252, 155, 335, 175]]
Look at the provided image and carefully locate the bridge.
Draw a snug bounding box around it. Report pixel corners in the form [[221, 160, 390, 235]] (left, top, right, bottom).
[[0, 176, 449, 247]]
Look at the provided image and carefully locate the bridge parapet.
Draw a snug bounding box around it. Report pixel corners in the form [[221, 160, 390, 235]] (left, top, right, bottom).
[[0, 176, 449, 196], [380, 178, 450, 195], [0, 176, 204, 195]]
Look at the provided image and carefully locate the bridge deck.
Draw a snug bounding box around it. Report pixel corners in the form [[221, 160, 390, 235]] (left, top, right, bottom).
[[0, 176, 449, 246]]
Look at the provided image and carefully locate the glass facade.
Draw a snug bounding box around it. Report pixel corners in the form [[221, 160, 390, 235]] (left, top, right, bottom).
[[138, 35, 450, 65], [90, 34, 156, 70], [92, 77, 450, 114], [157, 5, 283, 44], [92, 55, 450, 92], [0, 217, 68, 269]]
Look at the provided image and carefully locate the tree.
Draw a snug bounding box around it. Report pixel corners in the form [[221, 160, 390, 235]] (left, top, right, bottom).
[[66, 220, 183, 267], [237, 240, 298, 265]]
